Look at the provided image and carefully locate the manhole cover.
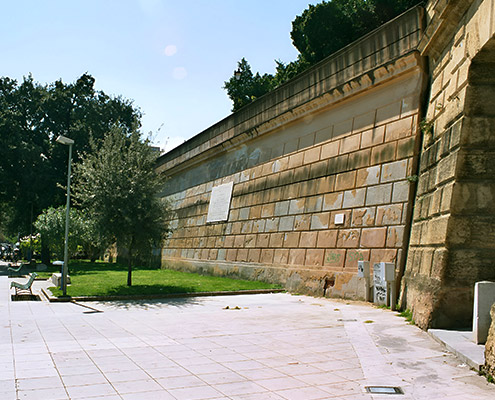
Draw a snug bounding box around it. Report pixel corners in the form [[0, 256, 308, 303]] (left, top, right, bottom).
[[365, 386, 403, 395]]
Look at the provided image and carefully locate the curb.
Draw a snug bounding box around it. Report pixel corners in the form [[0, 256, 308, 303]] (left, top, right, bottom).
[[428, 329, 485, 371], [41, 288, 286, 302]]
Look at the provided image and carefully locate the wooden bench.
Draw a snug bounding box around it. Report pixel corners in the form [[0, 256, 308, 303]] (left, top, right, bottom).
[[10, 272, 38, 296]]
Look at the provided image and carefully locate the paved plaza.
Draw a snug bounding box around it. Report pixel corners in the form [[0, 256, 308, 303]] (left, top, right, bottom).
[[1, 275, 495, 400]]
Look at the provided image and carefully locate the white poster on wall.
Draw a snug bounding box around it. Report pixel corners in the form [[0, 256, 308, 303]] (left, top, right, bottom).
[[206, 181, 234, 223]]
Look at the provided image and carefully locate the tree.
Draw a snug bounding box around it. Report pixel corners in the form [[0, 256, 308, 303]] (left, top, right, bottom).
[[73, 126, 170, 286], [291, 0, 423, 64], [223, 1, 422, 109], [223, 58, 277, 112], [0, 74, 141, 238], [34, 206, 106, 260]]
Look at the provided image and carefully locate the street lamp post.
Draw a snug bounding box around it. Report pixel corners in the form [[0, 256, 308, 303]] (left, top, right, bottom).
[[56, 134, 74, 296]]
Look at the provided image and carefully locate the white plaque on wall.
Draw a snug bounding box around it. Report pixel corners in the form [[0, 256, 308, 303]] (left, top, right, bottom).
[[206, 181, 234, 223]]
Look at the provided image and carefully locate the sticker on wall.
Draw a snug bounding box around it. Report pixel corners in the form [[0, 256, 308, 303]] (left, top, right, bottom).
[[206, 181, 234, 223]]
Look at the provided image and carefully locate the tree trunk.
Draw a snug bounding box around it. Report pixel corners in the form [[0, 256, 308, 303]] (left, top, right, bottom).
[[127, 238, 134, 286]]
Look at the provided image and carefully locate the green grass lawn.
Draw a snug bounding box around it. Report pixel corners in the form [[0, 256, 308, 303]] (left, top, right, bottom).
[[43, 260, 282, 298]]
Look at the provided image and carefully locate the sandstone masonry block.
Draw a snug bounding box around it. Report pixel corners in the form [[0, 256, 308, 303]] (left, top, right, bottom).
[[247, 249, 261, 263], [260, 249, 274, 264], [274, 201, 290, 216], [370, 249, 397, 265], [361, 126, 385, 149], [317, 230, 338, 248], [366, 183, 393, 206], [324, 249, 346, 269], [340, 134, 361, 154], [289, 249, 306, 265], [269, 233, 284, 248], [321, 140, 340, 159], [351, 207, 376, 227], [376, 204, 403, 225], [288, 153, 304, 168], [371, 142, 397, 164], [381, 160, 408, 183], [265, 217, 280, 232], [284, 232, 300, 247], [386, 226, 405, 247], [303, 147, 321, 164], [279, 216, 295, 231], [256, 234, 270, 248], [311, 213, 330, 230], [343, 188, 367, 208], [273, 249, 289, 264], [237, 249, 249, 262], [305, 196, 323, 213], [306, 249, 325, 266], [294, 215, 311, 231], [384, 116, 413, 142], [300, 231, 318, 248], [392, 180, 410, 202], [337, 229, 360, 248], [323, 192, 343, 211], [356, 165, 381, 187], [360, 227, 387, 248]]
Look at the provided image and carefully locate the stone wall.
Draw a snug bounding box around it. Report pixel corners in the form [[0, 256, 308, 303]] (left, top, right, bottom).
[[157, 8, 427, 298], [402, 0, 495, 329]]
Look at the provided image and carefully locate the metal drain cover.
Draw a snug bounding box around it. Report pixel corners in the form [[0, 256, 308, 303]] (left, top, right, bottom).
[[365, 386, 403, 395]]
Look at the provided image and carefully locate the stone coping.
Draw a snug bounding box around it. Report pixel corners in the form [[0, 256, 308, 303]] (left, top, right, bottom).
[[41, 287, 286, 302]]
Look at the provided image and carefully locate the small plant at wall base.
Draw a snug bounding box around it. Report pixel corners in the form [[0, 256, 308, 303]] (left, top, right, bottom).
[[398, 309, 415, 325], [420, 118, 434, 146]]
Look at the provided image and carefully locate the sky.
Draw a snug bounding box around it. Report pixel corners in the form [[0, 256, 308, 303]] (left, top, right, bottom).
[[2, 0, 316, 152]]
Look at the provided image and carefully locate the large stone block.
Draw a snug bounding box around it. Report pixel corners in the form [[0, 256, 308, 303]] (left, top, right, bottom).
[[343, 188, 367, 208], [335, 171, 357, 191], [317, 230, 338, 248], [381, 160, 408, 183], [337, 229, 361, 248], [351, 207, 376, 227], [300, 231, 318, 248], [366, 184, 393, 206], [360, 126, 385, 149]]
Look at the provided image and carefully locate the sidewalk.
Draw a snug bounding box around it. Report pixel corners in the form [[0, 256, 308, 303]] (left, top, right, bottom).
[[1, 275, 495, 400]]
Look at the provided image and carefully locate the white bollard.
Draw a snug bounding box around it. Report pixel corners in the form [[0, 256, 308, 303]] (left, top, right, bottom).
[[473, 281, 495, 344]]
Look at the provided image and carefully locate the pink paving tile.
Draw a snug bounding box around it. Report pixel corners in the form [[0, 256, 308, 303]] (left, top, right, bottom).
[[168, 385, 224, 400], [112, 378, 163, 394], [257, 376, 309, 391], [157, 374, 205, 389], [278, 385, 333, 400], [66, 382, 119, 399], [120, 390, 177, 400], [214, 380, 268, 396]]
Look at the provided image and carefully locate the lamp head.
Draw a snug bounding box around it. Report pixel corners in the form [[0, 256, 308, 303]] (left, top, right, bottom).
[[56, 135, 74, 146]]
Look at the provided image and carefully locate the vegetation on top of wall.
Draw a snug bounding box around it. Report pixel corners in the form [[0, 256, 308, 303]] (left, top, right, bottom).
[[224, 0, 424, 112]]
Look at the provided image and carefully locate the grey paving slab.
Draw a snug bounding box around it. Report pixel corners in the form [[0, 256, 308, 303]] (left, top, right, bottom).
[[1, 275, 495, 399]]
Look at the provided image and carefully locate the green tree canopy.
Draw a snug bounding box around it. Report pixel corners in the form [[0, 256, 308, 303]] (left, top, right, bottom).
[[34, 206, 106, 261], [224, 0, 422, 111], [291, 0, 423, 64], [0, 74, 141, 237], [73, 126, 170, 286], [223, 58, 277, 112]]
